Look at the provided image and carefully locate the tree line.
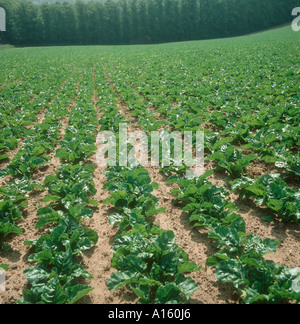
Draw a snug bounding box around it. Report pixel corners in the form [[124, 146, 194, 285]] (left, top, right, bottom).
[[0, 0, 297, 46]]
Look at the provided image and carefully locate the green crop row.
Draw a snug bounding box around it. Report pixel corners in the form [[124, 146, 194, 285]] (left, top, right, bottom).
[[169, 172, 300, 304], [100, 58, 300, 304], [17, 63, 99, 304], [0, 67, 82, 254], [96, 63, 202, 304], [0, 58, 76, 161], [103, 40, 300, 181], [103, 57, 300, 225]]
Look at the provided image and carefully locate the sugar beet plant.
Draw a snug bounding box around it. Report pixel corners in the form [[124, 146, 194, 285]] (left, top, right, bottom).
[[17, 64, 99, 304], [101, 50, 300, 304], [0, 66, 80, 255], [1, 28, 299, 304], [96, 66, 201, 304], [230, 174, 300, 224], [168, 172, 300, 304], [17, 165, 99, 304], [105, 166, 201, 304]]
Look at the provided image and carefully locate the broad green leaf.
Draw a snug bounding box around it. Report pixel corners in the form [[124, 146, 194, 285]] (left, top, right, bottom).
[[107, 270, 139, 292], [65, 284, 93, 304], [177, 261, 201, 274], [176, 275, 199, 301], [215, 259, 248, 289], [154, 283, 181, 304]]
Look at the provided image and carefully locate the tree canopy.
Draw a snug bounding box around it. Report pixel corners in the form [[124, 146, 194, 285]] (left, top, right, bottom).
[[0, 0, 297, 45]]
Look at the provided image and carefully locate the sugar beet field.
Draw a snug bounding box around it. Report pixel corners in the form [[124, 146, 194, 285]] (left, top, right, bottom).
[[0, 26, 299, 304]]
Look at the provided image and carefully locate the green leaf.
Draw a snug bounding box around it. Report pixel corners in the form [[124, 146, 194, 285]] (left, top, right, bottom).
[[176, 275, 199, 301], [35, 207, 61, 229], [0, 264, 9, 271], [40, 276, 66, 304], [0, 223, 23, 237], [28, 249, 53, 264], [244, 234, 279, 255], [130, 284, 150, 303], [206, 251, 232, 267], [65, 284, 93, 304], [54, 250, 73, 273], [24, 267, 50, 285], [261, 215, 275, 223], [43, 195, 61, 203], [266, 199, 284, 212], [154, 283, 181, 304], [215, 259, 248, 289], [152, 182, 159, 190], [107, 270, 139, 292], [0, 154, 9, 161], [177, 261, 201, 274], [208, 225, 242, 252], [87, 199, 99, 207]]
